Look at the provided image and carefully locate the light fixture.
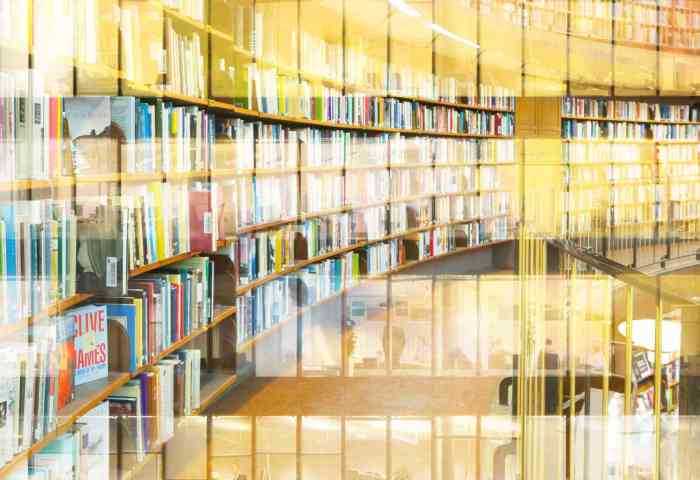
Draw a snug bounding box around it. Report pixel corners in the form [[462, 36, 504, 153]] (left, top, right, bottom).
[[616, 318, 681, 353], [388, 0, 421, 17], [426, 23, 480, 49]]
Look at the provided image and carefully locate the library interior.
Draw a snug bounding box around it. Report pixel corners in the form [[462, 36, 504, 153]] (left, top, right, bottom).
[[2, 0, 700, 478]]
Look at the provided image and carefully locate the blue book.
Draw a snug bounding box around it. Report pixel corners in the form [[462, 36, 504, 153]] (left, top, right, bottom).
[[102, 303, 137, 372]]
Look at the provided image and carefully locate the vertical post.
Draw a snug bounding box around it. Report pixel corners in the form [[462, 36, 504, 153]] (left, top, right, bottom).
[[341, 416, 347, 480], [517, 229, 528, 480], [296, 415, 302, 480], [653, 279, 663, 480], [206, 415, 213, 480], [475, 415, 482, 480], [431, 0, 436, 99], [565, 0, 571, 97], [431, 273, 437, 377], [251, 416, 257, 479], [623, 285, 634, 480], [386, 417, 392, 480]]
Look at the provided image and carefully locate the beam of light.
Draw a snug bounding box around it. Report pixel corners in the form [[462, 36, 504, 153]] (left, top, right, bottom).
[[427, 23, 480, 49]]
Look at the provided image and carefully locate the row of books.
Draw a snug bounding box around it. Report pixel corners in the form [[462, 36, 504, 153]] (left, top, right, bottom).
[[0, 91, 216, 180], [657, 143, 700, 163], [564, 142, 653, 164], [247, 71, 515, 134], [562, 97, 700, 123], [0, 200, 77, 324], [22, 402, 109, 478], [0, 317, 77, 465], [562, 119, 700, 141], [103, 257, 213, 372], [164, 0, 206, 23], [236, 254, 357, 345], [166, 19, 207, 100], [221, 121, 514, 171], [0, 86, 515, 181], [390, 201, 433, 233], [234, 165, 511, 229], [0, 272, 211, 475], [87, 96, 209, 173], [434, 166, 478, 194], [436, 195, 479, 224]]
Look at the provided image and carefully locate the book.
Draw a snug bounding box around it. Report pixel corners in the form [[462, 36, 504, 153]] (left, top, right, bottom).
[[63, 97, 121, 175], [78, 401, 110, 477], [75, 196, 127, 296], [66, 305, 109, 386]]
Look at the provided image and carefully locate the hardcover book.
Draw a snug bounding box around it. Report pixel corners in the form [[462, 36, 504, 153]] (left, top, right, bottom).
[[67, 305, 109, 386], [63, 96, 122, 175], [55, 315, 76, 411]]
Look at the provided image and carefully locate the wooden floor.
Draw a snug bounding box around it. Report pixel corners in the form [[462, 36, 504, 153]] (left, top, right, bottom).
[[208, 375, 506, 417]]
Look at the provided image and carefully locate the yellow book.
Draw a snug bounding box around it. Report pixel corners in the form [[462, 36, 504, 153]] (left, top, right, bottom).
[[56, 97, 63, 175], [148, 182, 166, 260], [278, 76, 286, 115], [274, 230, 283, 270]]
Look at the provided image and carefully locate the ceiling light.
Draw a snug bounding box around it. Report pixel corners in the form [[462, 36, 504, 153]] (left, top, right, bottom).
[[389, 0, 420, 17], [617, 318, 681, 353], [427, 23, 480, 49]]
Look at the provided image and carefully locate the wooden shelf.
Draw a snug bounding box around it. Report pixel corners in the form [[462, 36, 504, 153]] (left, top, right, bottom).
[[235, 239, 513, 350], [207, 99, 513, 139], [562, 114, 700, 126], [192, 373, 238, 415], [134, 304, 237, 375], [387, 94, 514, 114], [0, 372, 132, 478], [122, 444, 163, 480], [0, 293, 94, 340], [129, 251, 203, 277], [563, 138, 700, 144]]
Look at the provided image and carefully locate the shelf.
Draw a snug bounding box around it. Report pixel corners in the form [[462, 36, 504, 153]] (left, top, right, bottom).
[[387, 94, 514, 114], [0, 372, 132, 478], [0, 293, 94, 340], [237, 288, 347, 352], [122, 443, 163, 480], [562, 114, 700, 127], [563, 138, 700, 144], [192, 373, 239, 415], [133, 304, 237, 376], [129, 251, 203, 277], [208, 99, 513, 140]]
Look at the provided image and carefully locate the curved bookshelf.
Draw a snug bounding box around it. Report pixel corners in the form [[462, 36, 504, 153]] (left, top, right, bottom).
[[561, 114, 700, 126], [235, 237, 513, 352], [0, 299, 238, 478]]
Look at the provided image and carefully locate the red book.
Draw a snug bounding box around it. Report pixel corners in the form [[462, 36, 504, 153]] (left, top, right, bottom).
[[48, 97, 58, 176], [56, 315, 76, 410], [189, 189, 213, 251]]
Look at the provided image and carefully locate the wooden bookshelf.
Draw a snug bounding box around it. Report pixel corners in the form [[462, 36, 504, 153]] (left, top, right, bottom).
[[129, 251, 203, 277], [192, 373, 239, 415], [0, 293, 94, 340], [133, 304, 236, 376], [0, 372, 132, 478], [122, 443, 163, 480], [207, 99, 514, 140], [387, 94, 514, 114], [235, 238, 513, 351], [561, 114, 700, 126]]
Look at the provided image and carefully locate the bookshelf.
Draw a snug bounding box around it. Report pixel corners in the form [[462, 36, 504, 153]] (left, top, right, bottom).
[[0, 1, 524, 477], [560, 96, 700, 267]]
